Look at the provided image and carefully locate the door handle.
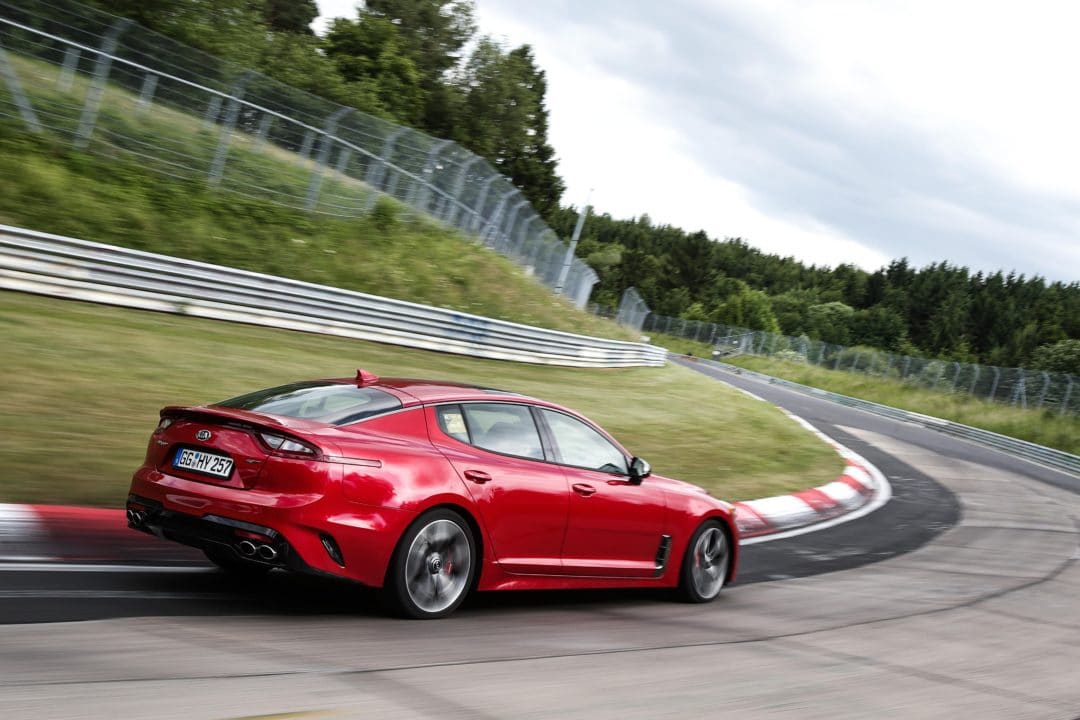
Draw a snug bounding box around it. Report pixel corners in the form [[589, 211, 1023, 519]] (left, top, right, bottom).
[[464, 470, 492, 484], [572, 483, 596, 496]]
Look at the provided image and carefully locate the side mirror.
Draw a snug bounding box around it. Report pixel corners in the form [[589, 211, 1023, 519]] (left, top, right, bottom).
[[629, 457, 651, 484]]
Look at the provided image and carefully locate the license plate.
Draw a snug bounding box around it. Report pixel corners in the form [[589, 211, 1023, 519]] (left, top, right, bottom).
[[173, 448, 234, 478]]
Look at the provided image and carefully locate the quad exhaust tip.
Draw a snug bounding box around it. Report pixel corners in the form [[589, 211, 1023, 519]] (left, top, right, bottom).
[[126, 509, 147, 526], [237, 540, 278, 561]]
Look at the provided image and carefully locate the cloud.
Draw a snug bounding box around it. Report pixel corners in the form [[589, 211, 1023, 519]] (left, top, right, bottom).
[[319, 0, 1080, 281]]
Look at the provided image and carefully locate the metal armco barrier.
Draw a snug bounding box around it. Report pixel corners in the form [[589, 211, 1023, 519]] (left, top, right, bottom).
[[698, 357, 1080, 477], [0, 225, 666, 368]]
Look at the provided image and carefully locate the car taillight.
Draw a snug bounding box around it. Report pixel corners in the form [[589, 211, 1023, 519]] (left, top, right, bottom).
[[154, 417, 174, 434], [259, 432, 318, 457]]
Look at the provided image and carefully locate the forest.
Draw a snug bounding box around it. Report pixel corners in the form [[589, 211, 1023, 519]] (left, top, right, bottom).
[[83, 0, 1080, 374]]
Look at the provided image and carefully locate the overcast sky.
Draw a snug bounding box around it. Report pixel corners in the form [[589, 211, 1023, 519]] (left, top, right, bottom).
[[315, 1, 1080, 282]]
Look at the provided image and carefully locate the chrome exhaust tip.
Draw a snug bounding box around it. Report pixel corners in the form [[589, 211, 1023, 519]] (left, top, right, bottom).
[[127, 509, 146, 526], [237, 540, 257, 557], [256, 544, 278, 561]]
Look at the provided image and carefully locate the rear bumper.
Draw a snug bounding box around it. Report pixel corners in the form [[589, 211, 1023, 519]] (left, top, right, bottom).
[[127, 467, 416, 587], [126, 495, 318, 574]]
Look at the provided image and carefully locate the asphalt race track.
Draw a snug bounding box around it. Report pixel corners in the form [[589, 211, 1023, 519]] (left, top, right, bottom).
[[2, 362, 1079, 719]]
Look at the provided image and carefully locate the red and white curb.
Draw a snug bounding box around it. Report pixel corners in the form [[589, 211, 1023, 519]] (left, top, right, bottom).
[[0, 412, 890, 563], [737, 410, 891, 544]]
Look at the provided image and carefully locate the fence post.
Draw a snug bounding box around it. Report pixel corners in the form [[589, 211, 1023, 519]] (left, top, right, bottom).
[[989, 367, 1001, 401], [514, 216, 540, 262], [56, 46, 80, 92], [446, 156, 482, 225], [1011, 373, 1027, 409], [902, 356, 912, 379], [255, 113, 273, 148], [208, 71, 255, 185], [950, 362, 961, 393], [851, 352, 861, 372], [968, 365, 980, 396], [0, 44, 41, 133], [469, 176, 498, 233], [202, 96, 222, 128], [1038, 371, 1051, 409], [1062, 378, 1074, 416], [304, 106, 354, 211], [297, 130, 315, 160], [481, 187, 514, 246], [74, 19, 131, 147], [500, 201, 529, 253], [364, 126, 408, 209], [481, 189, 516, 246], [334, 146, 352, 174], [135, 73, 158, 114], [410, 138, 453, 212]]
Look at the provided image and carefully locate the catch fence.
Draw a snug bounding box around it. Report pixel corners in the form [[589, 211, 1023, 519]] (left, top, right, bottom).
[[0, 0, 598, 307], [614, 288, 1079, 415]]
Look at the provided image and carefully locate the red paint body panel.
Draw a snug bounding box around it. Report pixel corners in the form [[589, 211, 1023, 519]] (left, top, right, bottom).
[[126, 375, 740, 598]]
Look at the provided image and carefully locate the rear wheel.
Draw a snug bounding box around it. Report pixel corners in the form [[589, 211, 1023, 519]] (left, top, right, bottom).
[[677, 520, 730, 603], [386, 509, 476, 619], [204, 547, 271, 578]]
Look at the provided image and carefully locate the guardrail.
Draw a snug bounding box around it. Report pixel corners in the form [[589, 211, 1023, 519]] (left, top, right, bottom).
[[0, 225, 666, 368], [695, 357, 1080, 477]]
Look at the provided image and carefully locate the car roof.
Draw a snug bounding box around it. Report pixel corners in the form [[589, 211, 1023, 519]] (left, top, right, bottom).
[[333, 375, 545, 406]]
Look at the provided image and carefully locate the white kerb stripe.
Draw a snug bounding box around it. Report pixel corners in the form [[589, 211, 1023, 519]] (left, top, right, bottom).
[[816, 481, 864, 510], [0, 504, 51, 562], [740, 494, 820, 527], [843, 464, 874, 490]]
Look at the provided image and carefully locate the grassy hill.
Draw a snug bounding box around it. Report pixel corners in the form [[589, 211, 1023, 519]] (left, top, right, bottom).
[[0, 52, 629, 341]]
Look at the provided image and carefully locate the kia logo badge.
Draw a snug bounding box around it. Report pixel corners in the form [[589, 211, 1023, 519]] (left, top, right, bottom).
[[196, 429, 212, 441]]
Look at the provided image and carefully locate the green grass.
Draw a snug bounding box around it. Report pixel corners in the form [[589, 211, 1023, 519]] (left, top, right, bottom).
[[0, 53, 633, 341], [724, 355, 1080, 455], [0, 292, 841, 506]]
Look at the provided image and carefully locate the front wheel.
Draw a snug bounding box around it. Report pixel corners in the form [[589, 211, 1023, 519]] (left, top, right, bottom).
[[677, 520, 730, 603], [385, 509, 477, 619]]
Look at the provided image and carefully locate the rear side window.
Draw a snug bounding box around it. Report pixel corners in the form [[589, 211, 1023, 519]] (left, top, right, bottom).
[[440, 403, 545, 461], [217, 382, 401, 425], [465, 404, 544, 460]]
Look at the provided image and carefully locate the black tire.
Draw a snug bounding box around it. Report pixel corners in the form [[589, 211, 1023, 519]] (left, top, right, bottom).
[[676, 520, 731, 603], [385, 508, 477, 619], [204, 547, 271, 578]]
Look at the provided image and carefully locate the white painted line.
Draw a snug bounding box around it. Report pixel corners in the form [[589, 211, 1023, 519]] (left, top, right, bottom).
[[0, 562, 212, 573], [0, 589, 220, 600]]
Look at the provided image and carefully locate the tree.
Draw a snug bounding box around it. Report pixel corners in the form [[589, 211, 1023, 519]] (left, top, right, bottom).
[[361, 0, 476, 133], [807, 302, 855, 345], [455, 40, 565, 216], [712, 282, 780, 332], [324, 17, 426, 124], [264, 0, 318, 34], [1029, 339, 1080, 375]]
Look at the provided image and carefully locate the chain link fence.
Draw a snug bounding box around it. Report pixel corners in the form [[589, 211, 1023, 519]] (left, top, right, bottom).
[[613, 288, 1079, 415], [0, 0, 598, 307]]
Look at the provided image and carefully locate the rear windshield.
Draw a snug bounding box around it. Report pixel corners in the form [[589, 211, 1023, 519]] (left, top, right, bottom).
[[216, 382, 402, 425]]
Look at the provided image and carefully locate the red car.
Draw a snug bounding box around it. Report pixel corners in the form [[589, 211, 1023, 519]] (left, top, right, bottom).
[[127, 370, 739, 618]]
